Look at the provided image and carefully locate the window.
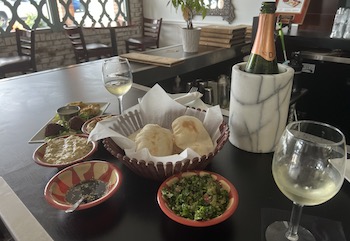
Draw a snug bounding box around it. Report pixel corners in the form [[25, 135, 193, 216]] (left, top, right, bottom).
[[0, 0, 52, 32], [0, 0, 129, 35], [57, 0, 129, 27]]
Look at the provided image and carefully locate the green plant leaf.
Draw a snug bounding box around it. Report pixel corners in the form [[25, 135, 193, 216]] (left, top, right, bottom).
[[167, 0, 209, 29]]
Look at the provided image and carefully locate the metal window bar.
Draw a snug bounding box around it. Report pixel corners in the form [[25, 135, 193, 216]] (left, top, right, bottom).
[[56, 0, 130, 28], [0, 0, 53, 34], [0, 0, 129, 36]]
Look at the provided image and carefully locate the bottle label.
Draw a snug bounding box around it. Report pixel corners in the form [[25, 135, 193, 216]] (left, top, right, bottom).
[[251, 14, 276, 61]]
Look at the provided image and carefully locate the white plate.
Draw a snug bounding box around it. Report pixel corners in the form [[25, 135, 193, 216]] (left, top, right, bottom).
[[29, 102, 110, 143]]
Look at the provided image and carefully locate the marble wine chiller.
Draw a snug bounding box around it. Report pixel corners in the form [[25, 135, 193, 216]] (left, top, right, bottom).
[[228, 62, 294, 153]]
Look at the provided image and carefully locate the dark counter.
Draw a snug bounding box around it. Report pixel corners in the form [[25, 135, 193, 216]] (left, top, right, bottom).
[[1, 52, 350, 241], [130, 43, 250, 86]]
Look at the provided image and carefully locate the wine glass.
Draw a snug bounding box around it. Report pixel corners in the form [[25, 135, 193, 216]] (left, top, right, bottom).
[[266, 120, 346, 241], [102, 57, 133, 114]]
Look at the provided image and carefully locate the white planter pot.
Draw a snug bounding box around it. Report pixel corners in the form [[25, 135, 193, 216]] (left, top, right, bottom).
[[181, 28, 201, 53], [228, 62, 294, 153]]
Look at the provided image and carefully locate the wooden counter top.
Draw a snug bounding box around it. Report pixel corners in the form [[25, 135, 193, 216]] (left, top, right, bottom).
[[129, 43, 251, 86]]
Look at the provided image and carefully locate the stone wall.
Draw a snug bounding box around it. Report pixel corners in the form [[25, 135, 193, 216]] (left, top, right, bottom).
[[0, 0, 143, 77]]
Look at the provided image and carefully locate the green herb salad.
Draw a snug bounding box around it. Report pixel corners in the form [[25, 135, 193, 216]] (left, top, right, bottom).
[[161, 174, 230, 221]]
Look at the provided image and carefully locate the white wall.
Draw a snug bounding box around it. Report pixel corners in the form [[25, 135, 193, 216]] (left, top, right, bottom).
[[143, 0, 265, 46]]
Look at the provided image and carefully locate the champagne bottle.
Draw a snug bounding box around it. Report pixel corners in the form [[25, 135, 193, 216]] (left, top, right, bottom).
[[245, 2, 279, 74]]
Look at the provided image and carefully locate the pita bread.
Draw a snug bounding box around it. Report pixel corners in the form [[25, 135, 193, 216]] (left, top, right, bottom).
[[172, 115, 214, 156], [128, 128, 142, 142], [135, 124, 173, 156]]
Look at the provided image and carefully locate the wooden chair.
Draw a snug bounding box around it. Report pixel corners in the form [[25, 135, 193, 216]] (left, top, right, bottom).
[[63, 25, 114, 64], [0, 29, 36, 78], [125, 17, 162, 53]]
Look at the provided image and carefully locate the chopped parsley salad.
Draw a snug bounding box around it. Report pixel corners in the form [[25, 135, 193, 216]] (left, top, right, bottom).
[[161, 174, 230, 221]]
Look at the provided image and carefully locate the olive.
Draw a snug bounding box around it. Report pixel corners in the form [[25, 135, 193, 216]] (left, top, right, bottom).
[[68, 116, 85, 131], [45, 123, 65, 137]]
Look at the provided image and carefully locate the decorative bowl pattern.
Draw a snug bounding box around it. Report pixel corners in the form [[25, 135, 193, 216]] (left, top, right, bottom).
[[102, 108, 229, 181], [44, 160, 122, 211], [157, 170, 239, 227], [33, 134, 98, 168]]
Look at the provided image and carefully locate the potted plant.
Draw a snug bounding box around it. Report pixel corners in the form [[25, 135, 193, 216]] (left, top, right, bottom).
[[167, 0, 209, 52]]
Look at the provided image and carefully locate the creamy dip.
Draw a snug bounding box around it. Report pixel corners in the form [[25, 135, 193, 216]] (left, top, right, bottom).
[[43, 135, 93, 164]]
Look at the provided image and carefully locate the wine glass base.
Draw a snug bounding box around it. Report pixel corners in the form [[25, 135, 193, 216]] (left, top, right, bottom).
[[265, 221, 316, 241]]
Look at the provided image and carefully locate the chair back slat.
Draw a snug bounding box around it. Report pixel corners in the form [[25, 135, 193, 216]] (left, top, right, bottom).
[[125, 17, 162, 53], [63, 25, 89, 63], [63, 24, 113, 63], [143, 18, 162, 41], [64, 25, 87, 51], [16, 29, 35, 60], [0, 28, 36, 78]]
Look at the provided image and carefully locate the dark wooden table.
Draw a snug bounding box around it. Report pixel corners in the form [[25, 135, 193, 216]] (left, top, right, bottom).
[[1, 60, 350, 241]]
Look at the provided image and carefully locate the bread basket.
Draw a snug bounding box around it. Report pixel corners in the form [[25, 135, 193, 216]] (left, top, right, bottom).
[[102, 108, 229, 181]]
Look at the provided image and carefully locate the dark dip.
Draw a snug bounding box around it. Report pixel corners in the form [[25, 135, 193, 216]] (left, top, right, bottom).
[[66, 179, 107, 204]]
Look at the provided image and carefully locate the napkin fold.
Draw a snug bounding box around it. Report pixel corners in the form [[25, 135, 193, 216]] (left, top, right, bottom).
[[89, 84, 223, 164], [173, 91, 203, 105], [125, 90, 205, 115]]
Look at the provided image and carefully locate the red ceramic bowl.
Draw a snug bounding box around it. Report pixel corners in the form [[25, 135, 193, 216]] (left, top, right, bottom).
[[33, 134, 98, 168], [157, 170, 239, 227], [44, 160, 122, 211]]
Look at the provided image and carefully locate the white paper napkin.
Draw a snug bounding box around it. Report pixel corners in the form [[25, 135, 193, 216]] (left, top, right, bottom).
[[89, 84, 223, 164], [173, 91, 203, 105], [126, 89, 206, 115]]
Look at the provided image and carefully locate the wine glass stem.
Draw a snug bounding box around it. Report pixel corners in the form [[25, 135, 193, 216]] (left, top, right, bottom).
[[286, 202, 304, 241], [118, 95, 123, 114]]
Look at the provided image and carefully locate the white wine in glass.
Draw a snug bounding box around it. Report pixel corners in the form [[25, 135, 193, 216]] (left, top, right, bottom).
[[102, 57, 133, 114], [266, 120, 346, 241]]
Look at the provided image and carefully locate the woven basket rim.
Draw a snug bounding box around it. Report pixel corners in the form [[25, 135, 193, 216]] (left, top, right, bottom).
[[102, 108, 229, 180]]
